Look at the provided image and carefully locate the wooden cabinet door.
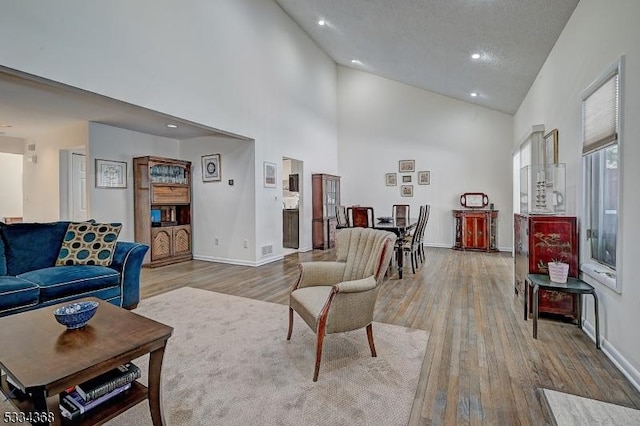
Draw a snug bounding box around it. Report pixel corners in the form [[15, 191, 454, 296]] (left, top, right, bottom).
[[151, 228, 172, 261], [172, 225, 191, 257], [463, 214, 487, 249]]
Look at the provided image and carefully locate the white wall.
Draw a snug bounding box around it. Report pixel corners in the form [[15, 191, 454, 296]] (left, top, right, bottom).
[[88, 123, 180, 241], [0, 0, 338, 263], [0, 153, 23, 219], [0, 136, 24, 155], [337, 67, 514, 250], [514, 0, 640, 390], [22, 124, 88, 222], [180, 136, 256, 265]]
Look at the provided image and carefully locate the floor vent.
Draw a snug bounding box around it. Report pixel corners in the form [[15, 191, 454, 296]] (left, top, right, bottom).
[[261, 244, 273, 256]]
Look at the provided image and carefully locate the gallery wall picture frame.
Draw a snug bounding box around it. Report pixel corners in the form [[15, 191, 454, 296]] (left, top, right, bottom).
[[402, 175, 412, 183], [202, 153, 221, 182], [401, 184, 414, 197], [418, 171, 430, 185], [95, 159, 127, 188], [264, 161, 277, 188], [385, 172, 397, 186], [543, 129, 559, 165], [398, 160, 415, 172]]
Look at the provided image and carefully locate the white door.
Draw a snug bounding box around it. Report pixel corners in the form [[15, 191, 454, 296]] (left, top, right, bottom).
[[71, 153, 88, 221]]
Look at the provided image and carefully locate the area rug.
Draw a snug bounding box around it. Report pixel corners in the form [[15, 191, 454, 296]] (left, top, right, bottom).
[[87, 287, 427, 425], [542, 388, 640, 425]]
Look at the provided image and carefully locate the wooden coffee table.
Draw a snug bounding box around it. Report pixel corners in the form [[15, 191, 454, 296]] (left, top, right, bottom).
[[0, 297, 173, 425]]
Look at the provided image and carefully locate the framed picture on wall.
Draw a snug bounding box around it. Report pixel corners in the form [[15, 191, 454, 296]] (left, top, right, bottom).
[[95, 159, 127, 188], [385, 173, 397, 186], [264, 161, 277, 188], [543, 129, 559, 165], [401, 185, 414, 197], [418, 171, 430, 185], [402, 175, 412, 183], [202, 153, 221, 182], [398, 160, 415, 172]]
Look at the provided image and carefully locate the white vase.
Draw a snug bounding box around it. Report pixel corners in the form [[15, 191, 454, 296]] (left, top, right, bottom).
[[548, 262, 569, 283]]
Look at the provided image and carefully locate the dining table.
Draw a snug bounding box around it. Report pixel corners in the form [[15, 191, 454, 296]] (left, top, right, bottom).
[[373, 217, 418, 279]]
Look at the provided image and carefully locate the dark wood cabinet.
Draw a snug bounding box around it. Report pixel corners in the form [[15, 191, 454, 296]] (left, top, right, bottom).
[[134, 156, 192, 267], [312, 174, 340, 249], [283, 210, 299, 249], [514, 214, 579, 320], [452, 210, 498, 252]]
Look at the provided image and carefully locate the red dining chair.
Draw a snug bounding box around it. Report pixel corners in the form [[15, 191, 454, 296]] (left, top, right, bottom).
[[347, 206, 375, 228]]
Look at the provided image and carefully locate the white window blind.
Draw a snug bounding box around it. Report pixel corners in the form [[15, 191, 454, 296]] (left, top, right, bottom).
[[583, 72, 619, 154]]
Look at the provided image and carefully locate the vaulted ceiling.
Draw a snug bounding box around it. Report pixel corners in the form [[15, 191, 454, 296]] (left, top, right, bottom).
[[275, 0, 579, 114]]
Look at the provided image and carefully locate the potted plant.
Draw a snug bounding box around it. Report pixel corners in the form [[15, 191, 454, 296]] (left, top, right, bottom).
[[548, 258, 569, 283]]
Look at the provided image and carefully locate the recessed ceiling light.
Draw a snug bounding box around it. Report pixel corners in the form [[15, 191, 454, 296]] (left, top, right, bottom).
[[318, 19, 326, 26], [0, 124, 12, 128], [166, 124, 178, 129], [470, 92, 478, 97], [471, 53, 481, 59], [351, 59, 362, 65]]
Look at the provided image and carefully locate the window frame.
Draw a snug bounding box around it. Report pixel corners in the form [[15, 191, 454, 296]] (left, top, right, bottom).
[[580, 56, 624, 293]]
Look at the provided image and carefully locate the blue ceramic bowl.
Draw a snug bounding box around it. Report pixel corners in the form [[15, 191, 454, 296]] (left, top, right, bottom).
[[54, 301, 99, 329]]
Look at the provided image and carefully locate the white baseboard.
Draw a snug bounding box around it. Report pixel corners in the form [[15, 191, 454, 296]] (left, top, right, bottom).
[[424, 242, 513, 252], [582, 319, 640, 393], [193, 254, 284, 267]]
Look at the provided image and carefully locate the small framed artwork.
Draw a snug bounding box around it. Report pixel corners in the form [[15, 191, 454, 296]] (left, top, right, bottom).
[[95, 159, 127, 188], [543, 129, 559, 165], [418, 171, 430, 185], [264, 161, 277, 188], [401, 185, 414, 197], [385, 173, 397, 186], [202, 154, 221, 182], [398, 160, 415, 172], [402, 175, 412, 183]]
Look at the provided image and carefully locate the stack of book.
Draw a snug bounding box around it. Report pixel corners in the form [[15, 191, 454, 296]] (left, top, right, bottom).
[[59, 362, 141, 420]]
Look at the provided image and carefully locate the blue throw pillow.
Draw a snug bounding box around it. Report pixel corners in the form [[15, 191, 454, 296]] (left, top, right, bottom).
[[56, 222, 122, 266]]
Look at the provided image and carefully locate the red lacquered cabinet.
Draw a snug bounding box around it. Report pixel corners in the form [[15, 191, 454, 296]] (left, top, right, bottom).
[[452, 210, 498, 252], [514, 214, 579, 320]]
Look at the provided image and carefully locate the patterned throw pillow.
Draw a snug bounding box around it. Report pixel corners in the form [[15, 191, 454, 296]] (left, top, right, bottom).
[[56, 222, 122, 266]]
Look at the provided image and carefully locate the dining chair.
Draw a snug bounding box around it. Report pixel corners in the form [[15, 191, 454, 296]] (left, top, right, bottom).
[[287, 227, 397, 381], [392, 204, 410, 221], [335, 205, 349, 228], [347, 206, 375, 228], [417, 205, 431, 263], [401, 204, 430, 273]]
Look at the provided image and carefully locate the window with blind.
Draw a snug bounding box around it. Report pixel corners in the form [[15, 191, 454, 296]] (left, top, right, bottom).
[[581, 57, 623, 286]]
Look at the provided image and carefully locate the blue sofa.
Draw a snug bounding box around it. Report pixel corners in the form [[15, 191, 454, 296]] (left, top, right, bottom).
[[0, 221, 149, 317]]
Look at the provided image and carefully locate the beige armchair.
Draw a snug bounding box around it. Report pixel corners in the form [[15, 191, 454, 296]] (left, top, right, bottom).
[[287, 227, 397, 381]]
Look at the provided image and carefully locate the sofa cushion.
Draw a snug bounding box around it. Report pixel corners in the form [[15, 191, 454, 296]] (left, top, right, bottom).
[[0, 276, 40, 312], [0, 222, 70, 275], [56, 222, 122, 266], [18, 266, 120, 302]]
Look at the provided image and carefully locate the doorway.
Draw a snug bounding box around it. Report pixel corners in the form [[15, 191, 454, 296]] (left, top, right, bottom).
[[282, 157, 303, 254], [59, 148, 88, 221]]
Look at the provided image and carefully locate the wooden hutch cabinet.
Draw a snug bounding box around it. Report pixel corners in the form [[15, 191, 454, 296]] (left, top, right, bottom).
[[312, 174, 340, 250], [452, 210, 498, 252], [134, 156, 192, 267], [514, 214, 579, 320]]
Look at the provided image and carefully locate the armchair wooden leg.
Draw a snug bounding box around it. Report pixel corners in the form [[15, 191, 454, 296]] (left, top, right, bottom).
[[287, 307, 294, 340], [366, 323, 377, 357], [314, 327, 326, 382]]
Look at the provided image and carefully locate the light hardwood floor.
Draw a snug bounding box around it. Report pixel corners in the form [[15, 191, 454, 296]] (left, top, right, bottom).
[[140, 247, 640, 425]]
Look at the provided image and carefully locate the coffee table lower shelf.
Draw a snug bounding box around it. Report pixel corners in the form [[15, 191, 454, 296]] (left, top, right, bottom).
[[1, 375, 148, 425]]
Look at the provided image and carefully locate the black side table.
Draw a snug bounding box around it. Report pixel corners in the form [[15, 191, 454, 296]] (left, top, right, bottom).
[[525, 273, 600, 349]]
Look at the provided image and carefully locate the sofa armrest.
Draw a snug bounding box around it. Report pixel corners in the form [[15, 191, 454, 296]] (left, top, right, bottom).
[[111, 242, 149, 309]]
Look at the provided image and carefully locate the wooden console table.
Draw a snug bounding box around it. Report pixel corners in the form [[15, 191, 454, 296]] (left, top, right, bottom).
[[524, 274, 600, 349], [0, 298, 173, 425]]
